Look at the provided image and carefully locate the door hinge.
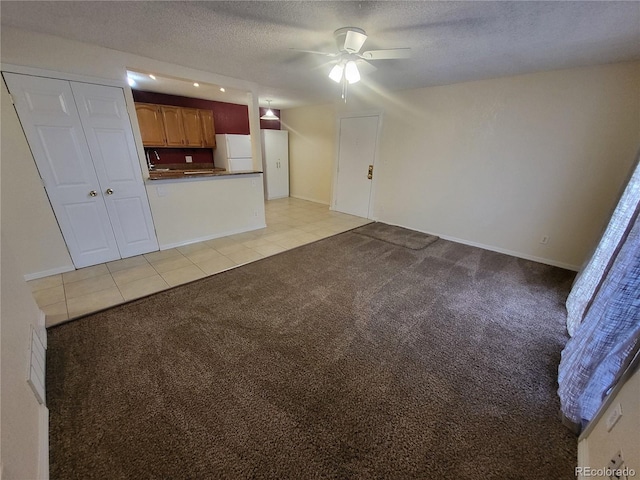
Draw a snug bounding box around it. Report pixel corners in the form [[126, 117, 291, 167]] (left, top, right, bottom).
[[367, 165, 374, 180]]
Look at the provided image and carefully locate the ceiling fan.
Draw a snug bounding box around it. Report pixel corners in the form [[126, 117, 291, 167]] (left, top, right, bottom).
[[295, 27, 411, 101]]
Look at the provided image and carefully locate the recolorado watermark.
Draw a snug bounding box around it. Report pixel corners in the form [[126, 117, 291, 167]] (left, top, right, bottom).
[[575, 466, 636, 477]]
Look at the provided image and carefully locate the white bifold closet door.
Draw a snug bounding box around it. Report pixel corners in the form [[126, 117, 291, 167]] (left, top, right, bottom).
[[4, 72, 158, 268]]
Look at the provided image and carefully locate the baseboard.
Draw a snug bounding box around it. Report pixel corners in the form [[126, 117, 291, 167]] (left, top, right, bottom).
[[289, 194, 330, 206], [38, 405, 49, 479], [24, 265, 75, 282], [576, 439, 588, 480], [159, 223, 267, 251], [381, 221, 581, 271]]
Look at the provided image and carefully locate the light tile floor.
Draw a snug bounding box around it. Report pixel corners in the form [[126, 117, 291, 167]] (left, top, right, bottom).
[[29, 198, 370, 327]]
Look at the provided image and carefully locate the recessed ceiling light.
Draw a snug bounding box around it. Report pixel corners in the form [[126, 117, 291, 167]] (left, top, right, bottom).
[[149, 74, 156, 80], [127, 77, 135, 87], [193, 83, 200, 87], [220, 87, 225, 92]]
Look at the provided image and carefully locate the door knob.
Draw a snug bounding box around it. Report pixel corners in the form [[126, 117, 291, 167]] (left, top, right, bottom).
[[367, 165, 374, 180], [89, 190, 97, 197], [106, 188, 114, 195]]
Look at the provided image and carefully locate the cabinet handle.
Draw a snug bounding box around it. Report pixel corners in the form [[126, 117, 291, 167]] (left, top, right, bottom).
[[106, 188, 114, 195], [89, 190, 97, 197]]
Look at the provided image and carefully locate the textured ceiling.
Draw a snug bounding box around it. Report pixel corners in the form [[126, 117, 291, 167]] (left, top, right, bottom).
[[2, 1, 639, 108]]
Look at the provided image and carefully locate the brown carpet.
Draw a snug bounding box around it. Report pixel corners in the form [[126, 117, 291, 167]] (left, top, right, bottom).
[[47, 226, 577, 479], [353, 222, 439, 249]]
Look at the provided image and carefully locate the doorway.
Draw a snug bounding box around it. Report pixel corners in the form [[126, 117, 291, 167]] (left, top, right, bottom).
[[333, 113, 382, 218]]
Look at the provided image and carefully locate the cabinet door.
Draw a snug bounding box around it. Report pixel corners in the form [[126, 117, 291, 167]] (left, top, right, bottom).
[[181, 108, 203, 146], [263, 130, 289, 200], [160, 106, 185, 146], [199, 109, 216, 147], [135, 103, 165, 146]]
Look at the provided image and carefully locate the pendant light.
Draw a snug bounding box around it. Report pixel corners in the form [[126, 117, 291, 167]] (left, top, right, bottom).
[[260, 100, 279, 120]]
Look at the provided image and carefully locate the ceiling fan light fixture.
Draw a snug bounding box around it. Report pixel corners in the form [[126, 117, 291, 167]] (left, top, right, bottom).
[[260, 100, 279, 120], [329, 64, 344, 83], [345, 61, 361, 84]]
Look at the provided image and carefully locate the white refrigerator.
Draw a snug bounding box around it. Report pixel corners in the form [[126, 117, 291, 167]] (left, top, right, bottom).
[[214, 134, 254, 172]]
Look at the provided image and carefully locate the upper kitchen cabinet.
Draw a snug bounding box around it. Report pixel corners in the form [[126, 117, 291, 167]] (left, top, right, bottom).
[[182, 108, 204, 147], [160, 106, 186, 146], [135, 103, 165, 146], [134, 102, 216, 148], [199, 109, 216, 147]]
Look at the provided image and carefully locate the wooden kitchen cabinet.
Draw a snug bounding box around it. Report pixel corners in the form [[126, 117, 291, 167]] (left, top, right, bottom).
[[135, 103, 165, 146], [160, 106, 186, 146], [199, 109, 216, 147], [181, 108, 204, 146], [135, 103, 216, 148]]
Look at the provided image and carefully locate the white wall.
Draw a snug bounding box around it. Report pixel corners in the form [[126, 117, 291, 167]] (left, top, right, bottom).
[[0, 26, 266, 278], [147, 174, 266, 249], [283, 61, 640, 269], [281, 104, 336, 204], [578, 368, 640, 479], [1, 81, 74, 278], [0, 235, 49, 479]]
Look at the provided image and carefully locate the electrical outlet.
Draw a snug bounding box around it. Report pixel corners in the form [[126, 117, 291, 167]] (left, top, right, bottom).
[[606, 403, 623, 432], [610, 450, 623, 469], [607, 451, 624, 480], [540, 235, 550, 245], [185, 156, 193, 163]]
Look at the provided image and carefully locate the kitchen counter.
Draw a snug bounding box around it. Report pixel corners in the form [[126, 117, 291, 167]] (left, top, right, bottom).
[[148, 168, 263, 180]]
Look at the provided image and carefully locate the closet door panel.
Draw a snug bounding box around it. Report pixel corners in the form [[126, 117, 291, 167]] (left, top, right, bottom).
[[71, 81, 159, 258]]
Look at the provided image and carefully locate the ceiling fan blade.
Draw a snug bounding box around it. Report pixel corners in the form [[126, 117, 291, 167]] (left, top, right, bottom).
[[361, 48, 412, 60], [344, 30, 367, 53], [357, 59, 377, 75], [289, 48, 338, 57]]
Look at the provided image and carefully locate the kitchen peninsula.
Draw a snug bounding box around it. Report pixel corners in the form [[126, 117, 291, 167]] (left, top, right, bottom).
[[144, 170, 266, 250], [132, 89, 268, 250]]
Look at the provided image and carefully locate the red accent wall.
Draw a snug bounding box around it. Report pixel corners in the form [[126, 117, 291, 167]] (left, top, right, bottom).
[[260, 108, 282, 130], [132, 90, 281, 133]]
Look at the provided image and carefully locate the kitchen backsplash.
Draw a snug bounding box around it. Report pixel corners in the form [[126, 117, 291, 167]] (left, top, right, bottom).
[[146, 147, 213, 165]]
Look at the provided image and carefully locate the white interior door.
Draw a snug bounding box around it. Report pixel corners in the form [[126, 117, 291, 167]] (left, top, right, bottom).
[[263, 130, 289, 200], [71, 82, 159, 258], [4, 72, 121, 268], [334, 115, 380, 218]]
